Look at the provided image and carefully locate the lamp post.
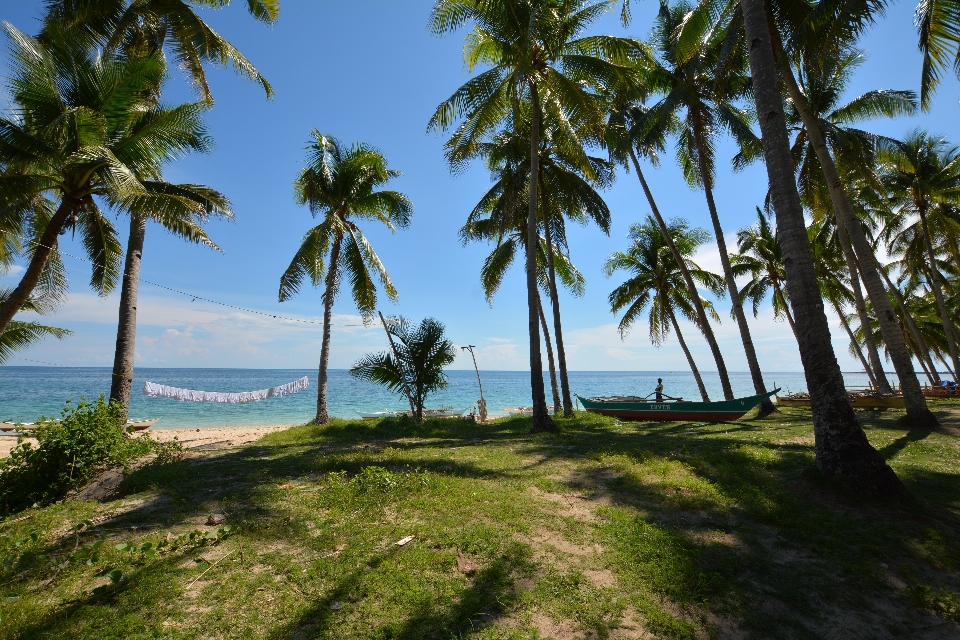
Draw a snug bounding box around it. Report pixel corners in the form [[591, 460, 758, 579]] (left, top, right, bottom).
[[461, 345, 486, 422]]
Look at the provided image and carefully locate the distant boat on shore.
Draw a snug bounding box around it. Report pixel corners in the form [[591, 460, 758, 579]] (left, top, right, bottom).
[[358, 406, 467, 420]]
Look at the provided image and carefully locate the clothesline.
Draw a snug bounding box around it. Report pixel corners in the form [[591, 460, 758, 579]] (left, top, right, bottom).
[[143, 376, 309, 403], [30, 242, 366, 327]]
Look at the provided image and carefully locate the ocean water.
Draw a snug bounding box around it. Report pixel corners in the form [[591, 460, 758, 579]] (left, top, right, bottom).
[[0, 367, 874, 429]]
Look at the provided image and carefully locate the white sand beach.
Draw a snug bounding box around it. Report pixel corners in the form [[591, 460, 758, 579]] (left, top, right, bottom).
[[0, 425, 292, 458]]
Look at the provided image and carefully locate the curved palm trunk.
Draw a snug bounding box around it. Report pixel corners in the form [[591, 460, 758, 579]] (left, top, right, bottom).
[[940, 356, 957, 381], [0, 199, 75, 337], [831, 299, 879, 390], [668, 309, 710, 402], [315, 234, 342, 425], [628, 148, 726, 402], [772, 25, 935, 429], [918, 205, 960, 376], [538, 294, 561, 414], [527, 85, 555, 433], [109, 212, 147, 422], [741, 0, 904, 495], [837, 228, 891, 392], [878, 267, 940, 385], [541, 204, 573, 416], [693, 129, 777, 416], [774, 285, 799, 339], [915, 349, 936, 386]]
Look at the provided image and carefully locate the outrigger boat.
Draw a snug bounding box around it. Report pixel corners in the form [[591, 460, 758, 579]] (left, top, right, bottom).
[[776, 391, 906, 409], [358, 406, 467, 421], [127, 418, 161, 431], [576, 389, 779, 422], [1, 418, 160, 432]]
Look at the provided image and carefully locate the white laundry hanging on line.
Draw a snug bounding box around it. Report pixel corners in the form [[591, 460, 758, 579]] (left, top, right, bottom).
[[142, 376, 309, 404]]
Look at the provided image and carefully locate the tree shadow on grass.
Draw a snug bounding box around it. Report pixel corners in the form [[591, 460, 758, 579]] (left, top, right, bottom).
[[878, 429, 934, 461], [267, 545, 530, 640], [510, 417, 960, 638], [7, 413, 960, 638]]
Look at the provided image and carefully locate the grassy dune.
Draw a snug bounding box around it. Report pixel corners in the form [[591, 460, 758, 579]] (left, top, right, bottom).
[[1, 402, 959, 639]]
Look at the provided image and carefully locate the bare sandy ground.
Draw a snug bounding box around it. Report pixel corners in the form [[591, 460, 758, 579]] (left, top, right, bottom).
[[0, 425, 292, 458]]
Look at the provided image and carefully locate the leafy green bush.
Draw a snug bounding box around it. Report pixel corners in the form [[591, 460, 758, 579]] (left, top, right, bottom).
[[0, 396, 163, 514]]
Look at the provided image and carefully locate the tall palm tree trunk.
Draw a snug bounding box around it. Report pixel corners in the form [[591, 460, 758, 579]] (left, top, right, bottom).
[[774, 286, 799, 339], [315, 234, 342, 425], [538, 294, 561, 414], [878, 267, 941, 385], [772, 29, 936, 428], [526, 85, 555, 433], [668, 309, 710, 402], [831, 299, 879, 389], [913, 341, 937, 386], [693, 129, 777, 416], [109, 212, 147, 422], [0, 199, 75, 337], [917, 205, 960, 376], [837, 228, 891, 392], [540, 201, 573, 416], [628, 148, 728, 402], [741, 0, 904, 494]]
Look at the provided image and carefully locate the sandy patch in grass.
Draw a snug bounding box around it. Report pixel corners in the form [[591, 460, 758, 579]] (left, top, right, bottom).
[[0, 425, 291, 458]]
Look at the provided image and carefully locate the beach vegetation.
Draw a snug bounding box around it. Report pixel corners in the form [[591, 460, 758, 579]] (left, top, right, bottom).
[[0, 405, 959, 637], [0, 397, 173, 515], [279, 132, 412, 425], [350, 316, 457, 423]]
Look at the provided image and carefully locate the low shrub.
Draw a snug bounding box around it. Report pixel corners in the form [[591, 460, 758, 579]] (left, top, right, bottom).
[[0, 396, 172, 514]]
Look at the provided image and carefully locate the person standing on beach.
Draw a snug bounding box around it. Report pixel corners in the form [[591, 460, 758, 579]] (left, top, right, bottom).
[[655, 379, 664, 402]]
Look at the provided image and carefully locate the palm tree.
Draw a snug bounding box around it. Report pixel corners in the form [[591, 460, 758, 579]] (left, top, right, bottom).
[[351, 317, 457, 423], [39, 1, 277, 419], [732, 208, 797, 339], [460, 167, 586, 417], [0, 26, 220, 343], [737, 0, 904, 493], [279, 132, 412, 425], [428, 0, 637, 432], [40, 0, 277, 102], [602, 76, 736, 405], [785, 49, 917, 394], [753, 7, 938, 428], [0, 288, 71, 365], [109, 180, 232, 418], [807, 220, 882, 388], [461, 114, 610, 417], [604, 216, 725, 402], [878, 130, 960, 379], [640, 2, 776, 413]]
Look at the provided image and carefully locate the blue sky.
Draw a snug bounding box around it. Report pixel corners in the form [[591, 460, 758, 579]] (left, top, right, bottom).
[[1, 1, 958, 372]]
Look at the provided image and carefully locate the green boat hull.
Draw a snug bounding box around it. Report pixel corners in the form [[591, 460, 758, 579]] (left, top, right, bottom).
[[576, 389, 779, 422]]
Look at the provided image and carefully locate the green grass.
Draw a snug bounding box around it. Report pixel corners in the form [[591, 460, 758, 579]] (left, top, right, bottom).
[[1, 401, 959, 638]]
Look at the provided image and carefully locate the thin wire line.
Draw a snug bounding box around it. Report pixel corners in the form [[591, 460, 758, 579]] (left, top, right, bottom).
[[29, 243, 366, 327], [9, 357, 72, 367], [7, 357, 131, 376]]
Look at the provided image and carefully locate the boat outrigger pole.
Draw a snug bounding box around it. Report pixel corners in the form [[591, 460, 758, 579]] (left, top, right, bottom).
[[461, 345, 486, 422], [379, 311, 418, 426]]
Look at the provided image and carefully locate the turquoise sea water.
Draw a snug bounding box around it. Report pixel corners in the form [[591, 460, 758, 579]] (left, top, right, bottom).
[[0, 367, 874, 429]]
